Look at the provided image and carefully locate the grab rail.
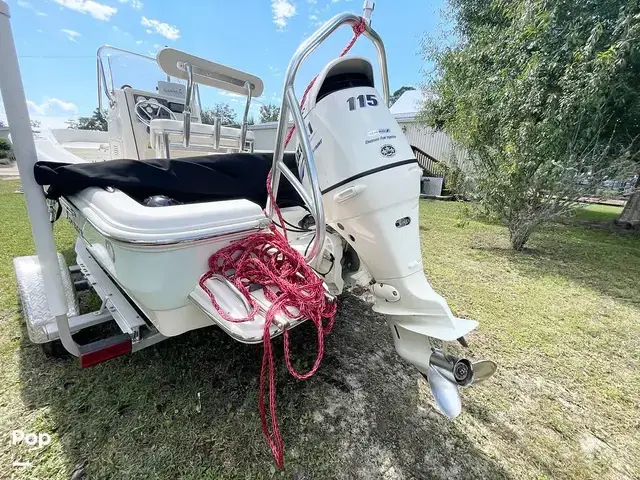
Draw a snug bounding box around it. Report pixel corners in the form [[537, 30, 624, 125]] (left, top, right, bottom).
[[239, 81, 253, 151], [267, 12, 389, 264], [182, 62, 193, 147]]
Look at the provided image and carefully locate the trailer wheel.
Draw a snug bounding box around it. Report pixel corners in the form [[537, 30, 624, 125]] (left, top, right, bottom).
[[41, 340, 70, 359]]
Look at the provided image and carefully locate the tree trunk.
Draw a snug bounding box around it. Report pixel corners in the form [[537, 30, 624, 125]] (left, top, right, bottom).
[[617, 190, 640, 228], [508, 224, 532, 250]]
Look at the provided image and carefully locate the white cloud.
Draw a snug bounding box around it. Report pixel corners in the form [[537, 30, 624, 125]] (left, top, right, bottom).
[[141, 16, 180, 40], [60, 28, 81, 42], [309, 13, 322, 26], [53, 0, 117, 21], [219, 90, 243, 98], [0, 96, 78, 130], [16, 1, 48, 16], [268, 65, 282, 77], [118, 0, 143, 10], [27, 98, 79, 116], [135, 39, 143, 45], [272, 0, 296, 31], [145, 43, 161, 56], [308, 6, 323, 27]]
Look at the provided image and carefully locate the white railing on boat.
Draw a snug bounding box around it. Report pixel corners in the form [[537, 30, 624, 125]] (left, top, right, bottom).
[[267, 12, 390, 264]]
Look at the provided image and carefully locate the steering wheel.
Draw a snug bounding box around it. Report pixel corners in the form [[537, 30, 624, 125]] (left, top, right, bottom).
[[134, 99, 177, 127]]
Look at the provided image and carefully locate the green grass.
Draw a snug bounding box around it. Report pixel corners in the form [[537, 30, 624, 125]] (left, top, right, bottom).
[[572, 204, 624, 223], [0, 181, 638, 479]]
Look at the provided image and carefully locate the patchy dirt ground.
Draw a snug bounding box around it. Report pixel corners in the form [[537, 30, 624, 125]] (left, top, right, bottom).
[[0, 181, 638, 479]]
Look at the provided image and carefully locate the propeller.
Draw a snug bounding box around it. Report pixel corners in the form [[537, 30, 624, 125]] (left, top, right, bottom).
[[425, 365, 462, 418], [423, 350, 497, 418], [470, 359, 497, 384]]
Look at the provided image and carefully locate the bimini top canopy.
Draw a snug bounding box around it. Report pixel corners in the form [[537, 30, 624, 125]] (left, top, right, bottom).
[[157, 47, 264, 97]]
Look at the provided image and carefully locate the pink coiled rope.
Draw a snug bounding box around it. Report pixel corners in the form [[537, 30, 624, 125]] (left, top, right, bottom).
[[200, 17, 367, 468]]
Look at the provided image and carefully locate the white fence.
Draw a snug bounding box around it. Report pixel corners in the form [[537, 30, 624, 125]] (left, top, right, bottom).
[[397, 119, 471, 173]]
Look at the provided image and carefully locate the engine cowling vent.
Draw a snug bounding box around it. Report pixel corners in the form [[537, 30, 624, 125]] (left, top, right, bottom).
[[317, 72, 373, 103], [306, 56, 375, 111]]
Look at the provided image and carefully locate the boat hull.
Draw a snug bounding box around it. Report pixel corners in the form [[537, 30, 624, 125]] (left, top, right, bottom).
[[62, 190, 270, 337], [79, 223, 259, 336]]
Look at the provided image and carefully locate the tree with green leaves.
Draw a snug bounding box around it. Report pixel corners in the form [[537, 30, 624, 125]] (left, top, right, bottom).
[[423, 0, 640, 248], [200, 103, 238, 126], [67, 108, 107, 131], [0, 138, 11, 157], [259, 104, 280, 123], [389, 86, 415, 107], [0, 138, 13, 165]]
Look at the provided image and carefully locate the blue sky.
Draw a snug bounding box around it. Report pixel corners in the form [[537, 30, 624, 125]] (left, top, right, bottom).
[[0, 0, 445, 128]]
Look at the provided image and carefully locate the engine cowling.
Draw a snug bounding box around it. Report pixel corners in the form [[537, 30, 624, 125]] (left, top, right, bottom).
[[299, 56, 416, 212], [299, 56, 422, 280]]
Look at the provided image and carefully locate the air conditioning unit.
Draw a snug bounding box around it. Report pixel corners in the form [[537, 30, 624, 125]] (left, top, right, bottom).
[[421, 176, 443, 197]]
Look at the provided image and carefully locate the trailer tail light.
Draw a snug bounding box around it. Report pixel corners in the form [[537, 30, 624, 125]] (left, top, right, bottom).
[[78, 334, 132, 368]]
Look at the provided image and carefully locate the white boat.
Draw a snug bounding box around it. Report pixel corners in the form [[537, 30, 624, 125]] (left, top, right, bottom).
[[2, 0, 496, 459], [34, 45, 259, 164], [38, 129, 110, 163], [29, 43, 328, 341]]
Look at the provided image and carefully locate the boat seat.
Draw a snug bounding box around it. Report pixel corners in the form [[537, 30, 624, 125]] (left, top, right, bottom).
[[149, 119, 255, 157], [150, 119, 252, 140], [34, 152, 303, 209]]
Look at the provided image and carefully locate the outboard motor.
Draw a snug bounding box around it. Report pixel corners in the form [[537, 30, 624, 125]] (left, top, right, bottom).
[[299, 56, 496, 417]]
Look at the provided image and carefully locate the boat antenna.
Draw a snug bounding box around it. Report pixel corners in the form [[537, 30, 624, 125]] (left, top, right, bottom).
[[362, 1, 375, 25]]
